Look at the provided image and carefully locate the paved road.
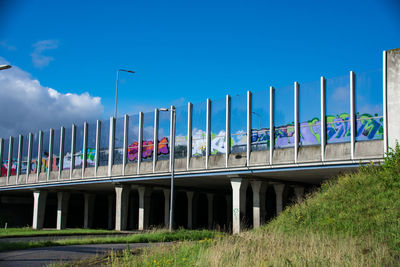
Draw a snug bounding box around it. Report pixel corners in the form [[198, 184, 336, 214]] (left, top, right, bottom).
[[0, 242, 156, 267], [0, 233, 136, 243]]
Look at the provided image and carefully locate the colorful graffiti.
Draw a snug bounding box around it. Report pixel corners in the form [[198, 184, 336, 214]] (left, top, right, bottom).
[[1, 156, 59, 177], [250, 113, 383, 148], [0, 113, 383, 177], [127, 137, 169, 161], [0, 148, 99, 176]]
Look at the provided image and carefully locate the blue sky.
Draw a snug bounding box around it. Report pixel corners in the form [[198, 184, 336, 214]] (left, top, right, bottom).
[[0, 0, 399, 138]]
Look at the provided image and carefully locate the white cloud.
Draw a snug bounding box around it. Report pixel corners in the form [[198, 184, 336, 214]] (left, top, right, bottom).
[[0, 41, 16, 51], [0, 58, 104, 138], [31, 40, 59, 68]]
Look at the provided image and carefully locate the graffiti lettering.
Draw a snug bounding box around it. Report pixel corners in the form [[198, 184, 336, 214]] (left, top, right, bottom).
[[127, 137, 170, 161]]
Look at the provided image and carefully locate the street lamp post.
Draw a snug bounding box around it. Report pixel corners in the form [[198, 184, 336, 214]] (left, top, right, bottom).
[[115, 69, 135, 118], [0, 65, 12, 71], [160, 106, 176, 232]]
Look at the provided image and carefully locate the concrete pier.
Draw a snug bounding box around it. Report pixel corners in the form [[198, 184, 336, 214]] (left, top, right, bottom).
[[83, 193, 95, 229], [230, 178, 243, 234], [115, 185, 129, 231], [250, 180, 262, 228], [56, 192, 70, 230], [32, 191, 47, 230], [273, 184, 285, 216], [138, 186, 151, 230]]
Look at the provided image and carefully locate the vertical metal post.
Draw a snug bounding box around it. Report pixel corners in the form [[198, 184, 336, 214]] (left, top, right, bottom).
[[247, 91, 252, 166], [58, 127, 65, 179], [169, 107, 173, 172], [94, 120, 101, 177], [270, 87, 275, 165], [169, 106, 176, 231], [108, 117, 115, 176], [383, 51, 388, 154], [350, 71, 355, 160], [294, 82, 299, 163], [16, 135, 23, 184], [26, 133, 32, 183], [187, 102, 192, 170], [70, 125, 76, 179], [321, 77, 326, 161], [37, 131, 43, 182], [82, 122, 88, 177], [122, 115, 129, 175], [226, 95, 231, 168], [137, 112, 143, 175], [47, 129, 54, 181], [7, 136, 13, 184], [153, 109, 159, 173], [206, 99, 211, 169]]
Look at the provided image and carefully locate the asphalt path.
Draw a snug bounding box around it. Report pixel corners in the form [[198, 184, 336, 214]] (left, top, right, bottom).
[[0, 233, 136, 243], [0, 242, 156, 267]]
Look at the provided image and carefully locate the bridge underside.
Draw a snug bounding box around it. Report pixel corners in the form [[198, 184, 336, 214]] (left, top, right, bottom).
[[0, 143, 380, 234]]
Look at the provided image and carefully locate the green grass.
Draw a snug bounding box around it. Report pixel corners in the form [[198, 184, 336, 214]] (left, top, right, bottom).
[[0, 227, 118, 238], [0, 229, 217, 252], [267, 150, 400, 253], [94, 145, 400, 266]]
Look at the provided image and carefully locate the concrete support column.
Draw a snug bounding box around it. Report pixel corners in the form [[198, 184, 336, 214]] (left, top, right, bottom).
[[294, 187, 305, 201], [32, 191, 47, 230], [230, 178, 243, 234], [250, 181, 262, 229], [56, 192, 70, 230], [163, 189, 170, 228], [107, 195, 114, 230], [273, 184, 285, 216], [138, 186, 152, 230], [83, 193, 95, 229], [187, 191, 194, 229], [115, 185, 130, 231], [207, 193, 214, 229]]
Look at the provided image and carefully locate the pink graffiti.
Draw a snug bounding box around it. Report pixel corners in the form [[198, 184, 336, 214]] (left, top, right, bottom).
[[127, 137, 169, 161]]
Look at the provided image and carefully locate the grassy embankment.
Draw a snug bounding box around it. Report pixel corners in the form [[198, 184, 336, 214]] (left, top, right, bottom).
[[98, 145, 400, 266], [0, 229, 216, 252]]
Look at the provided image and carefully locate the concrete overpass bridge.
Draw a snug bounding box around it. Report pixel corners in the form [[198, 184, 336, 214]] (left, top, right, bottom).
[[0, 49, 399, 233]]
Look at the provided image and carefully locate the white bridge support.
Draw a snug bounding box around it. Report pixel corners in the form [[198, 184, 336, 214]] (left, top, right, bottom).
[[56, 191, 70, 230], [138, 186, 151, 231], [250, 180, 262, 229], [230, 178, 243, 234], [115, 185, 129, 231], [32, 190, 47, 230]]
